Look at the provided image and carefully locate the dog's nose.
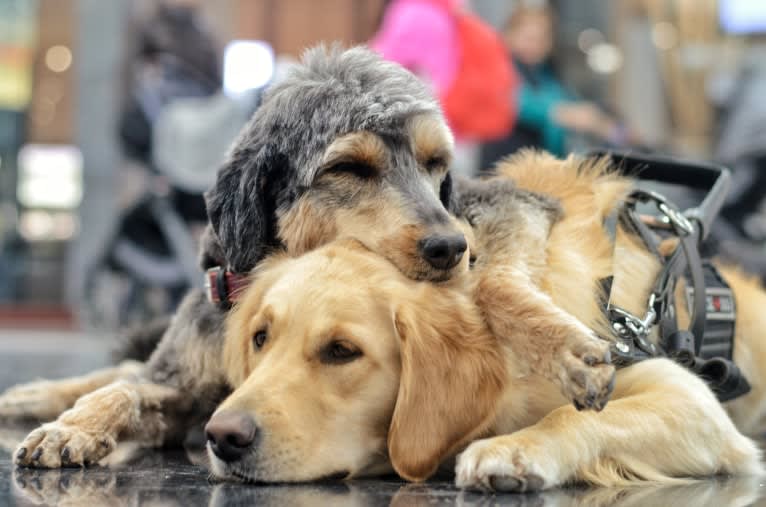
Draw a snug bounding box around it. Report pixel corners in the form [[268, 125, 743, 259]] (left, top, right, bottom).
[[418, 234, 467, 270], [205, 410, 257, 462]]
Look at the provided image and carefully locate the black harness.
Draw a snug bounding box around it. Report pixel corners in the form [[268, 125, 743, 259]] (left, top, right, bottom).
[[596, 152, 750, 403]]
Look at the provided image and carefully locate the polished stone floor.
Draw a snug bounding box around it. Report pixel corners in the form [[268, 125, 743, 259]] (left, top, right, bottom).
[[1, 330, 766, 506]]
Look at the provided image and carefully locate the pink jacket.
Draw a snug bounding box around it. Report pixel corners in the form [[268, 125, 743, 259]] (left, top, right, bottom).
[[370, 0, 462, 97]]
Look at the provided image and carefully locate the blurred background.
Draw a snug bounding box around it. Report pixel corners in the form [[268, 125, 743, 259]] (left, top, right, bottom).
[[0, 0, 765, 343]]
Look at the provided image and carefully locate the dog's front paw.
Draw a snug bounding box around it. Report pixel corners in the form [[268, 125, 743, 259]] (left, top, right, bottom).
[[556, 335, 615, 411], [14, 422, 115, 468], [0, 381, 71, 421], [455, 436, 559, 492]]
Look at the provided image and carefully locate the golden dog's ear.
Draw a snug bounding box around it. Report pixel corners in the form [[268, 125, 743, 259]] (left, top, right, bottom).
[[388, 288, 506, 481]]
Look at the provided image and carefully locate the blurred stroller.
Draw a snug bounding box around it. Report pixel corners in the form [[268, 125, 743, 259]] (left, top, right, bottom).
[[83, 3, 253, 331]]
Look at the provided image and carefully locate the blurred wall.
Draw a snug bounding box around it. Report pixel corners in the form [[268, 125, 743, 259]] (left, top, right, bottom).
[[233, 0, 384, 55], [134, 0, 386, 58], [27, 0, 74, 144]]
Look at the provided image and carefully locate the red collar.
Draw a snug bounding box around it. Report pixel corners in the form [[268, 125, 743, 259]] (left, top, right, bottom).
[[205, 267, 250, 307]]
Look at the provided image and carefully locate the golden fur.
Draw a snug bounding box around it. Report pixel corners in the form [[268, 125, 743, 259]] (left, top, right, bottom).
[[210, 152, 764, 490], [320, 131, 389, 172]]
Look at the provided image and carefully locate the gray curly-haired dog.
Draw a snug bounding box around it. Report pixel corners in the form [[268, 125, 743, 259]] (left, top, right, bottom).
[[3, 46, 612, 482]]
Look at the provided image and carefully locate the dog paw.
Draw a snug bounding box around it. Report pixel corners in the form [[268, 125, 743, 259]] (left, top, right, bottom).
[[14, 422, 115, 468], [555, 336, 615, 411], [455, 436, 558, 492], [0, 381, 71, 421]]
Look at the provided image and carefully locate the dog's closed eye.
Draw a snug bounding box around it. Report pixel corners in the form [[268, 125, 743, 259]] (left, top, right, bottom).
[[319, 340, 363, 364], [425, 156, 447, 172], [326, 161, 376, 179]]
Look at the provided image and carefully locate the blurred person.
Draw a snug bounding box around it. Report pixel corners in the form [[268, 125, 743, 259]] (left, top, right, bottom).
[[120, 0, 222, 166], [371, 0, 518, 176], [715, 62, 766, 240], [701, 59, 766, 282], [481, 4, 630, 169]]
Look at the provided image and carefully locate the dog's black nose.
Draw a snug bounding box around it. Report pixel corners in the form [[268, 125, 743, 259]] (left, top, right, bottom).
[[418, 234, 467, 270], [205, 410, 257, 462]]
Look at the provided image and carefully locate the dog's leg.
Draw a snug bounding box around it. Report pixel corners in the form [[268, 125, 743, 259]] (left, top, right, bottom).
[[477, 269, 614, 411], [0, 361, 144, 421], [13, 380, 181, 468], [456, 359, 763, 492]]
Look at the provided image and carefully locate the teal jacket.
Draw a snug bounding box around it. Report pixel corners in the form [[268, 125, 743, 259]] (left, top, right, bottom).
[[515, 62, 573, 157]]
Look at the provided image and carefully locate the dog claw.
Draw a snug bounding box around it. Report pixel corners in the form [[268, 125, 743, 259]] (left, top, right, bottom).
[[16, 447, 27, 460], [489, 475, 521, 491], [31, 447, 43, 462], [488, 474, 545, 492]]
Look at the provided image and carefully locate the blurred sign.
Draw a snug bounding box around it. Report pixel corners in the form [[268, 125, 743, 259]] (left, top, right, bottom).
[[0, 0, 38, 110]]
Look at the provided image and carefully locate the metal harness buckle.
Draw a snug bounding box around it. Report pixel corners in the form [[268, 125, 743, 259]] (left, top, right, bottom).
[[631, 189, 694, 236], [608, 293, 659, 356]]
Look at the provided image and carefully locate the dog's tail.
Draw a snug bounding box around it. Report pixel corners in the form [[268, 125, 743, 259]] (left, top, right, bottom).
[[112, 315, 172, 363]]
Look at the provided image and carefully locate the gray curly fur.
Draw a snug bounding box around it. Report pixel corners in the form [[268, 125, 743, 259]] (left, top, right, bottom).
[[205, 45, 444, 273]]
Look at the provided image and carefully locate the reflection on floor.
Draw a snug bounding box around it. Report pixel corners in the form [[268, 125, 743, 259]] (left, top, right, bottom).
[[2, 443, 765, 507], [0, 330, 765, 506]]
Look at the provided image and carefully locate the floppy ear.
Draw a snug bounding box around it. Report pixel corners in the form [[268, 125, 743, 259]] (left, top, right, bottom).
[[197, 225, 226, 270], [388, 286, 506, 481], [205, 146, 291, 273]]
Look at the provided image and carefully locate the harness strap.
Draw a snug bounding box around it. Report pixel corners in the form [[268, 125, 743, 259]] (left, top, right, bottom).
[[601, 200, 660, 365], [593, 151, 749, 402], [688, 263, 736, 360], [654, 228, 706, 353], [618, 205, 662, 260]]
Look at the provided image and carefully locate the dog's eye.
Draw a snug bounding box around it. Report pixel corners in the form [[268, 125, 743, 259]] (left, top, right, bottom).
[[327, 161, 376, 179], [253, 329, 268, 350], [425, 156, 446, 171], [320, 340, 362, 364]]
